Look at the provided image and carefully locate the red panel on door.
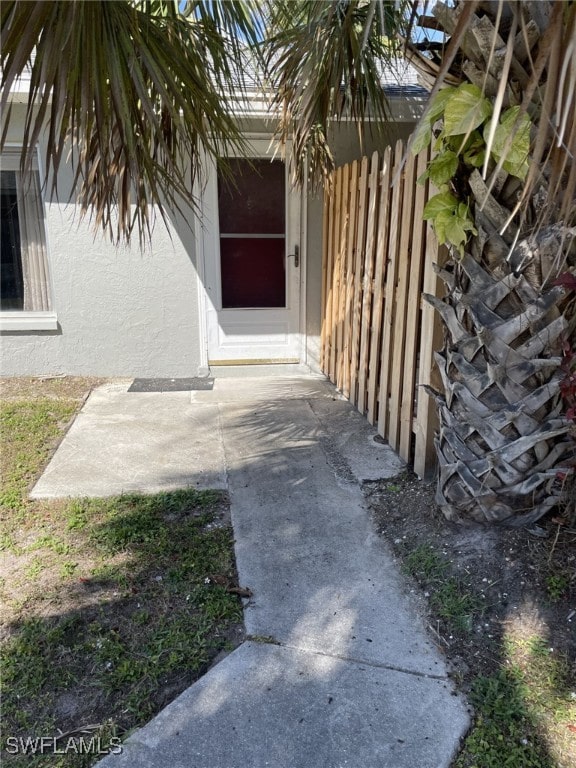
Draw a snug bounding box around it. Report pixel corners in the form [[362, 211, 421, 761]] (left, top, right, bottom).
[[218, 159, 285, 234], [220, 238, 286, 308]]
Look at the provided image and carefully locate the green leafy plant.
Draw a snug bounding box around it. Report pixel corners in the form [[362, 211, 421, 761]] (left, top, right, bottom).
[[486, 106, 531, 180], [414, 83, 532, 255], [422, 191, 477, 256], [442, 83, 492, 137], [545, 572, 570, 601]]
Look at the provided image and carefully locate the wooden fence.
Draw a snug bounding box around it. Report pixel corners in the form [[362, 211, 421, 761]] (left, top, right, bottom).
[[320, 139, 444, 478]]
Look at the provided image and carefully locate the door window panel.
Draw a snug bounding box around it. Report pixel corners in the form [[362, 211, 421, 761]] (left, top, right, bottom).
[[218, 158, 286, 308]]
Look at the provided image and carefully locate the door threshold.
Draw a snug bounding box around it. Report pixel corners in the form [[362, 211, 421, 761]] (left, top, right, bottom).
[[208, 358, 300, 366], [208, 362, 322, 379]]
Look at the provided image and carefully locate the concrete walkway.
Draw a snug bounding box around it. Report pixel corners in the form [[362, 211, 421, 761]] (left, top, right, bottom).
[[33, 370, 469, 768]]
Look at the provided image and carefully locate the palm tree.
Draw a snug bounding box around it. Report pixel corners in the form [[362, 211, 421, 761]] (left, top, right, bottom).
[[405, 0, 576, 526], [263, 0, 576, 526], [0, 0, 262, 244], [3, 0, 574, 525]]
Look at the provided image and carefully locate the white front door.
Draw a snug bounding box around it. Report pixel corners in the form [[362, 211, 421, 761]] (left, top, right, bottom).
[[200, 138, 302, 364]]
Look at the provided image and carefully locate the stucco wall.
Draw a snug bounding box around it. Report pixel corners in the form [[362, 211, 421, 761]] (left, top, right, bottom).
[[1, 107, 204, 377], [1, 106, 420, 377], [304, 120, 419, 373]]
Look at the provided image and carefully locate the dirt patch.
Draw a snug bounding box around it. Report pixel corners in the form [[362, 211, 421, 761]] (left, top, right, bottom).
[[1, 378, 245, 767], [1, 490, 246, 766], [364, 472, 576, 767], [0, 376, 106, 402]]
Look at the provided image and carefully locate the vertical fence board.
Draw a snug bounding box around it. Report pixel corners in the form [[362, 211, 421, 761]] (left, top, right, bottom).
[[336, 165, 350, 391], [336, 167, 347, 383], [387, 149, 416, 450], [413, 235, 445, 479], [377, 140, 404, 440], [367, 146, 392, 425], [342, 161, 359, 399], [320, 187, 330, 371], [399, 152, 428, 457], [325, 176, 338, 376], [321, 178, 336, 372], [349, 157, 370, 408], [328, 167, 343, 383], [357, 151, 380, 415], [399, 147, 430, 459], [320, 140, 439, 477]]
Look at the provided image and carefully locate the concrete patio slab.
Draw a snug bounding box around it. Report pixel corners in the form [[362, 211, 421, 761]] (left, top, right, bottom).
[[31, 385, 227, 498], [98, 642, 469, 768], [189, 374, 338, 404], [32, 370, 469, 767], [309, 396, 406, 482]]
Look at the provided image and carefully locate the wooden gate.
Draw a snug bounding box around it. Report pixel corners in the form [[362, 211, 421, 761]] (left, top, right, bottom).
[[320, 139, 444, 478]]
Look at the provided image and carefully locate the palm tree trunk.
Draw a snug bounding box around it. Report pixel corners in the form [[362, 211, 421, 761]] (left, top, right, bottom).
[[412, 0, 576, 526]]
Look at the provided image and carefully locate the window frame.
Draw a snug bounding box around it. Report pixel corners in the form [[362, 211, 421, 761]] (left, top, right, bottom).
[[0, 144, 57, 331]]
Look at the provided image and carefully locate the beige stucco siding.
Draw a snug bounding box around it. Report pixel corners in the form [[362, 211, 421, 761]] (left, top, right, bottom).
[[1, 106, 420, 377], [1, 105, 204, 377]]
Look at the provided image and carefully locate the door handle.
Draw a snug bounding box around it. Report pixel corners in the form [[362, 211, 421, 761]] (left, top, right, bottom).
[[289, 245, 300, 268]]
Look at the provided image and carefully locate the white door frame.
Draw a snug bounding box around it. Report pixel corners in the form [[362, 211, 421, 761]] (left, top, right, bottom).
[[195, 134, 306, 367]]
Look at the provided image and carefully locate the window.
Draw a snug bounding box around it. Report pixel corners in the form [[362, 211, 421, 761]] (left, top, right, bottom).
[[217, 158, 286, 308], [0, 148, 56, 330]]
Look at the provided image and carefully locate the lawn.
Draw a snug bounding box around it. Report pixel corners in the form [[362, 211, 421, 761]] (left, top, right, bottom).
[[0, 378, 243, 767], [366, 474, 576, 768]]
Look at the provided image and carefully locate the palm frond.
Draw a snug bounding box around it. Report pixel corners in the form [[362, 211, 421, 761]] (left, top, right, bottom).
[[1, 0, 261, 244], [263, 0, 413, 188]]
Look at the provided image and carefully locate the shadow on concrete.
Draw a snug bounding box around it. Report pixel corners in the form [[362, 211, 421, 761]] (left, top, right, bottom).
[[18, 376, 470, 767]]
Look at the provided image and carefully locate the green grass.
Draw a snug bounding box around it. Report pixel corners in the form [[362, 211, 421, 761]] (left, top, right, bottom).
[[455, 638, 575, 768], [430, 580, 480, 633], [398, 543, 574, 768], [0, 400, 77, 514], [402, 545, 481, 634], [455, 669, 555, 768], [403, 544, 449, 581], [1, 389, 243, 767], [545, 571, 571, 602]]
